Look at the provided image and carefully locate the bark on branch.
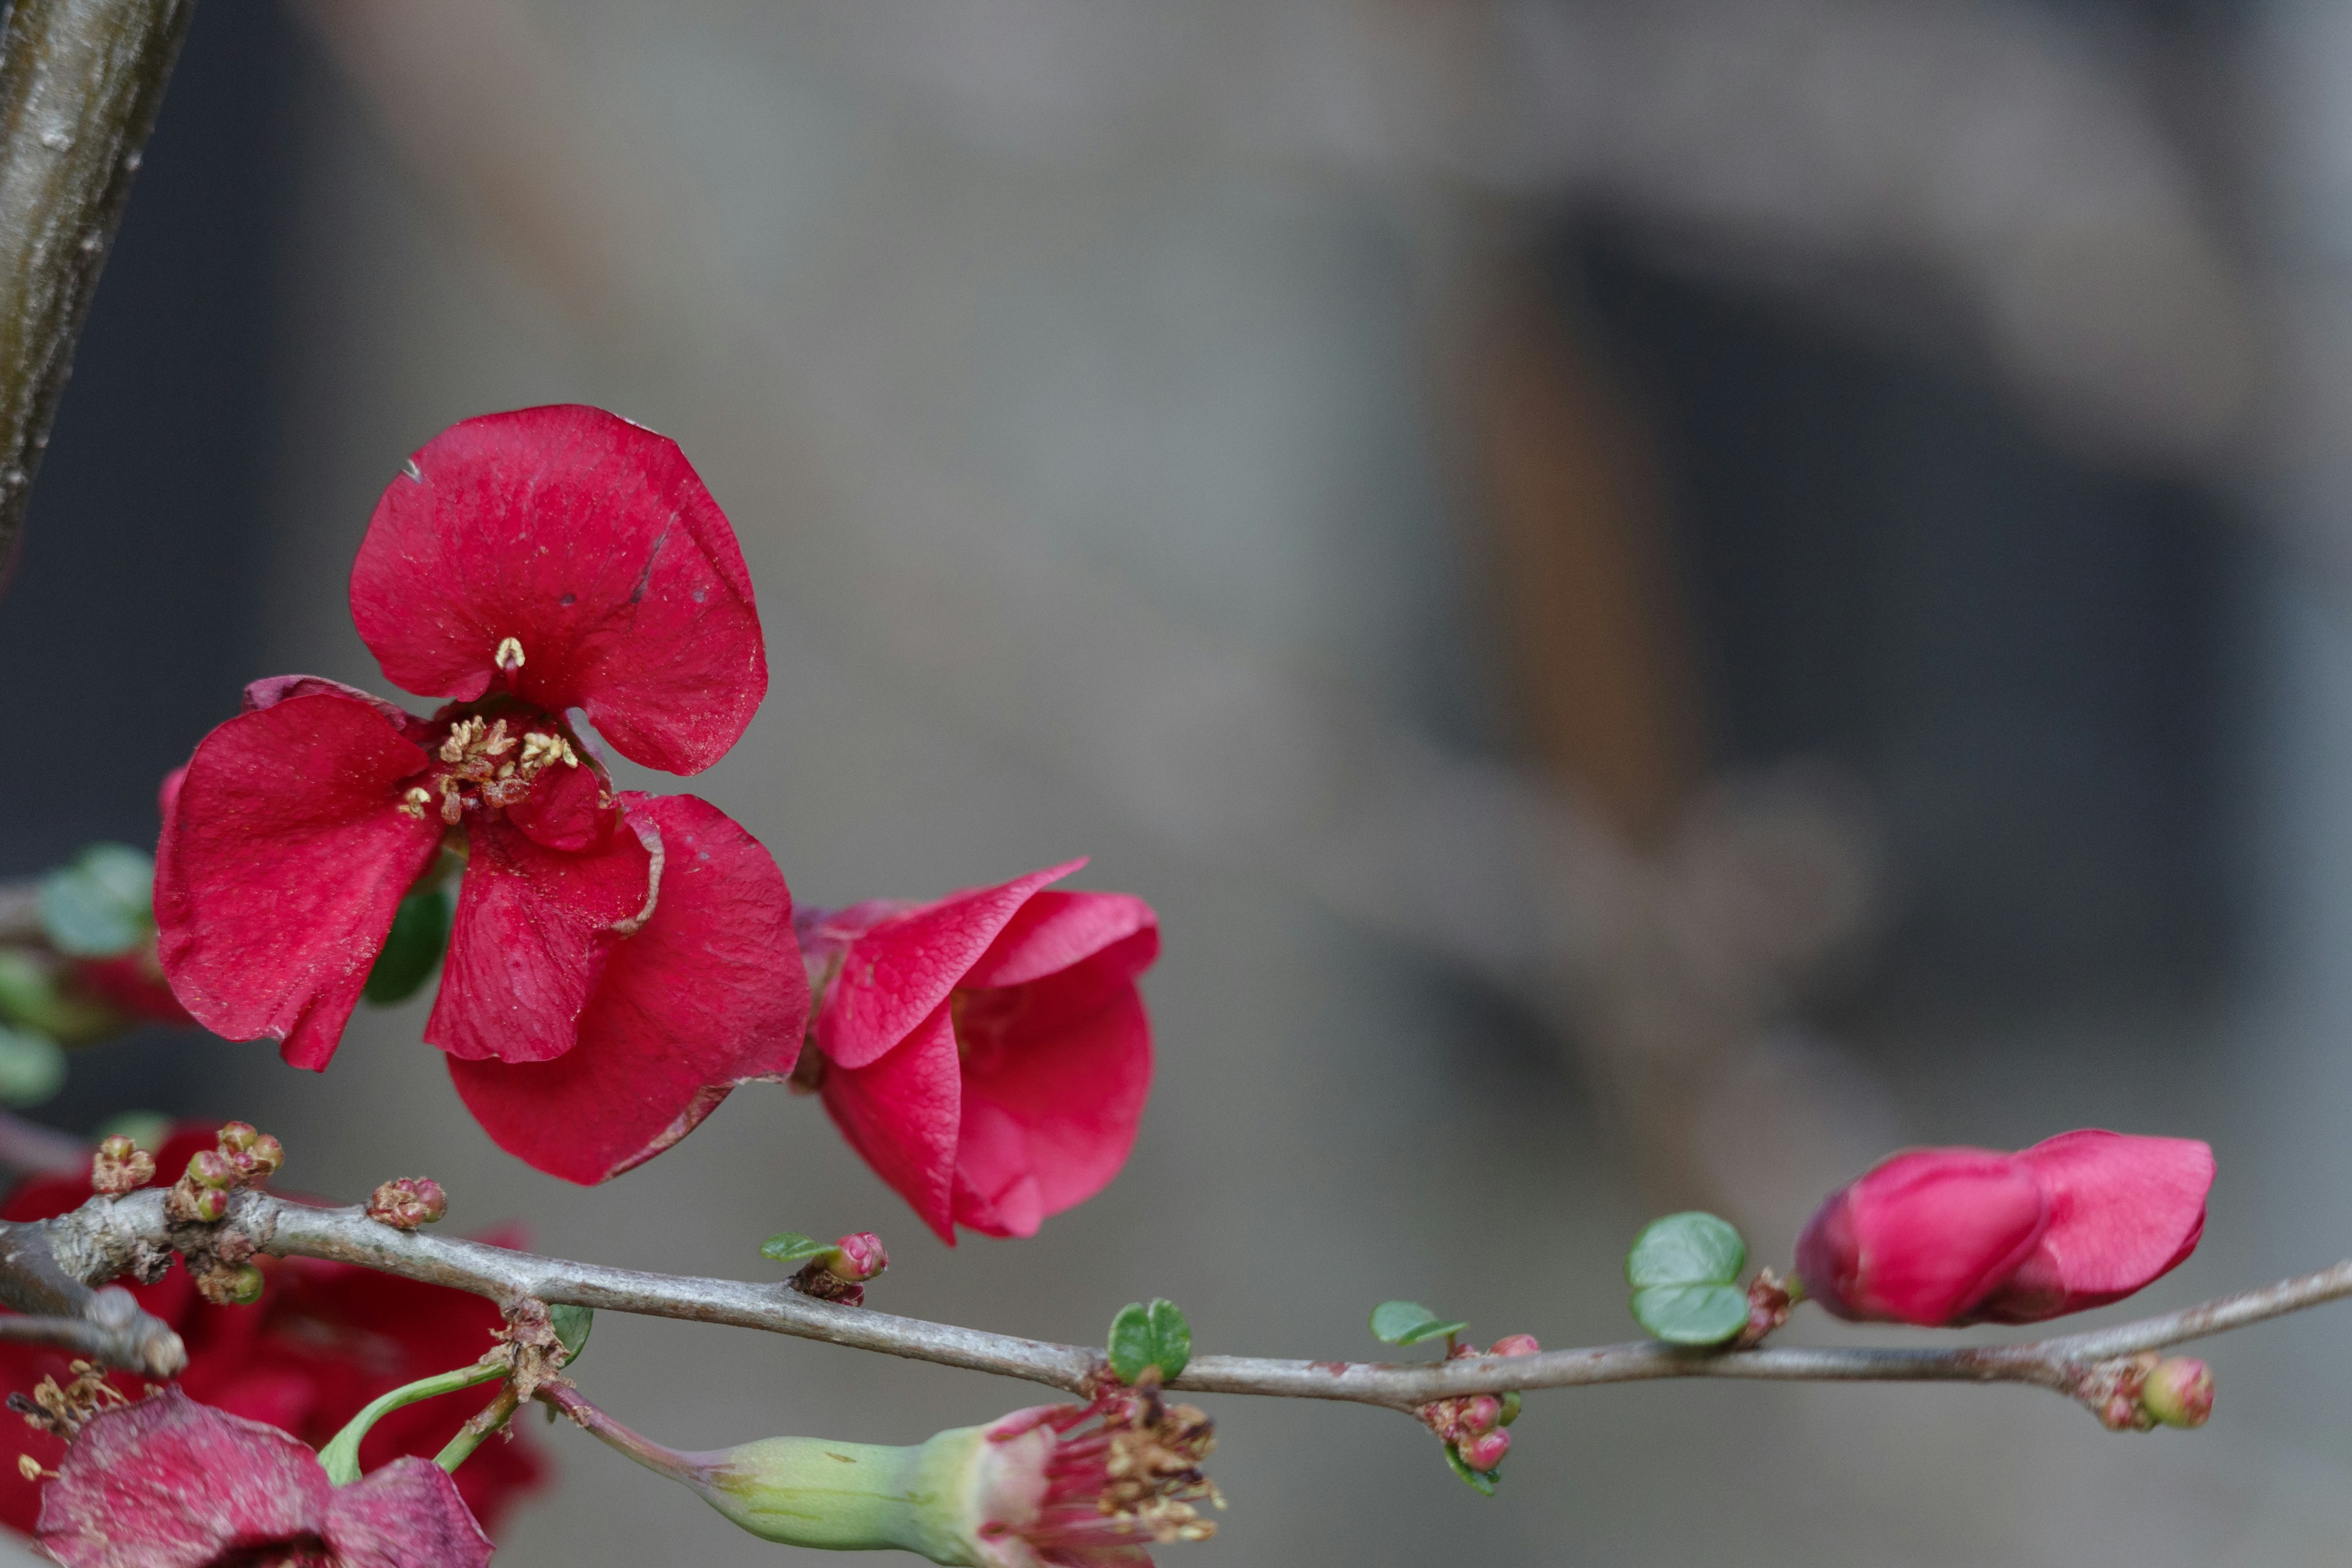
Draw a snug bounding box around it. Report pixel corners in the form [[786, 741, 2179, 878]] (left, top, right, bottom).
[[8, 1185, 2344, 1423]]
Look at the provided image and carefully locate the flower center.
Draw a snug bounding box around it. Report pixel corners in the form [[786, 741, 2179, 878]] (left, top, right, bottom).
[[1015, 1375, 1222, 1553], [396, 710, 584, 825]]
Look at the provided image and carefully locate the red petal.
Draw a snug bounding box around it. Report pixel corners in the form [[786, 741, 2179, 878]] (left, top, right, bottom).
[[817, 861, 1080, 1070], [954, 979, 1153, 1237], [242, 673, 427, 743], [449, 794, 805, 1183], [155, 693, 442, 1071], [36, 1388, 330, 1567], [323, 1456, 492, 1568], [502, 750, 608, 852], [1975, 1130, 2214, 1321], [349, 405, 766, 775], [961, 889, 1156, 990], [426, 810, 653, 1064], [822, 1005, 962, 1243], [1795, 1148, 2049, 1325]]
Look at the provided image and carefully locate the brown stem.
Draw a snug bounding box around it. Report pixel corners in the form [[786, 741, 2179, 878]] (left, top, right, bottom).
[[0, 0, 194, 582]]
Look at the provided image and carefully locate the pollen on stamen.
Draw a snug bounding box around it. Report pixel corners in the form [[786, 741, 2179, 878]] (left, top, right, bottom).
[[494, 636, 526, 673], [398, 786, 432, 820]]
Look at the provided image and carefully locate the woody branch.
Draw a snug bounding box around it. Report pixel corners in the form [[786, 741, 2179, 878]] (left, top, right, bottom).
[[0, 1183, 2335, 1420]]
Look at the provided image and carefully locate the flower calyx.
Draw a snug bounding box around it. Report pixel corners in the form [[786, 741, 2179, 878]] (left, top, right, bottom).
[[367, 1176, 450, 1231], [89, 1136, 154, 1197], [1733, 1267, 1798, 1349]]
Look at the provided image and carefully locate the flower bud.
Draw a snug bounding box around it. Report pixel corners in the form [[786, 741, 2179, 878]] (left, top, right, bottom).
[[184, 1150, 236, 1190], [239, 1133, 284, 1180], [89, 1136, 154, 1197], [2139, 1357, 2214, 1429], [1456, 1428, 1511, 1471], [828, 1232, 888, 1283], [184, 1185, 228, 1224], [216, 1121, 259, 1155], [1458, 1395, 1502, 1436], [213, 1262, 266, 1305], [366, 1176, 449, 1230], [1488, 1334, 1540, 1359]]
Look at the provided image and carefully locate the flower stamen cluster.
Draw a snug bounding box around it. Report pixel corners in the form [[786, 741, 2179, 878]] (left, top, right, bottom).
[[7, 1365, 123, 1444], [992, 1369, 1222, 1558]]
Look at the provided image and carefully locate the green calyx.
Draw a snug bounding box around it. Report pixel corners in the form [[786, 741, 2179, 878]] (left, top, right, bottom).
[[694, 1427, 1013, 1564]]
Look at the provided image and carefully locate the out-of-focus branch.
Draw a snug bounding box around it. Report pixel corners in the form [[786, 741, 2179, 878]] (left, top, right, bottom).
[[16, 1185, 2339, 1423], [0, 1199, 178, 1374], [0, 883, 35, 943], [0, 0, 192, 581]]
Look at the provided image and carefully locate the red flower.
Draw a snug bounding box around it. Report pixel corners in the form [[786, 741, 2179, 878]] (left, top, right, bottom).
[[154, 406, 807, 1181], [36, 1387, 490, 1568], [0, 1131, 545, 1540], [1795, 1129, 2215, 1326], [801, 861, 1158, 1242]]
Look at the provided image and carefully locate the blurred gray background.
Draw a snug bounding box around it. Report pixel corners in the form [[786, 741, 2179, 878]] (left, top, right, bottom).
[[13, 0, 2352, 1562]]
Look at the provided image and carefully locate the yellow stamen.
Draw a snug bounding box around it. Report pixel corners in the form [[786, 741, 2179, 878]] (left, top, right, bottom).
[[494, 636, 526, 673]]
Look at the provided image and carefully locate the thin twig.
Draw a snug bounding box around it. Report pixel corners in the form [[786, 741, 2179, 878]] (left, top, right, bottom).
[[18, 1187, 2346, 1420]]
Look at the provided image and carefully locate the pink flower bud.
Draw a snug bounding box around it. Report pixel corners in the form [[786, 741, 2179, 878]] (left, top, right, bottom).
[[827, 1232, 887, 1283], [2140, 1357, 2214, 1428], [1488, 1334, 1540, 1359], [366, 1177, 448, 1231], [238, 1134, 284, 1181], [89, 1137, 154, 1197], [1457, 1428, 1511, 1471], [1795, 1131, 2214, 1327], [184, 1185, 229, 1224], [1458, 1396, 1502, 1435], [216, 1121, 259, 1155], [184, 1150, 235, 1191]]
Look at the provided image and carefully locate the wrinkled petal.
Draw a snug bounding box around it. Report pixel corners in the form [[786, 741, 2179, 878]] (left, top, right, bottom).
[[322, 1456, 492, 1568], [427, 811, 653, 1064], [156, 693, 442, 1071], [1972, 1131, 2215, 1322], [450, 794, 805, 1183], [956, 982, 1153, 1235], [823, 1006, 962, 1242], [1795, 1148, 2049, 1325], [818, 861, 1079, 1070], [36, 1387, 330, 1568], [962, 890, 1156, 991], [241, 675, 426, 744], [350, 405, 766, 775], [502, 749, 606, 852]]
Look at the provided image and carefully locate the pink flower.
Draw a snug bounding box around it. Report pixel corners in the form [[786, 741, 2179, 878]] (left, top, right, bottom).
[[155, 407, 805, 1182], [36, 1387, 491, 1568], [799, 861, 1158, 1242], [1795, 1129, 2215, 1326]]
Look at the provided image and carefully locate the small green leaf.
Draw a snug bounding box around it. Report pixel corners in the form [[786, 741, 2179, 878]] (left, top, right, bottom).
[[1625, 1212, 1747, 1289], [551, 1304, 593, 1363], [75, 845, 156, 914], [1443, 1443, 1500, 1496], [760, 1231, 835, 1264], [363, 885, 451, 1005], [1368, 1300, 1470, 1347], [1107, 1298, 1192, 1382], [1630, 1283, 1751, 1346], [38, 865, 144, 959], [0, 1026, 66, 1107]]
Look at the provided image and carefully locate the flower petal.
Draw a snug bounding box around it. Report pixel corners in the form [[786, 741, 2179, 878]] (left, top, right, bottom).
[[426, 810, 654, 1065], [955, 979, 1153, 1235], [502, 748, 607, 853], [822, 1005, 962, 1243], [350, 405, 766, 775], [817, 861, 1080, 1070], [156, 693, 442, 1071], [1974, 1130, 2215, 1322], [241, 674, 426, 742], [323, 1455, 493, 1568], [1795, 1148, 2049, 1325], [36, 1387, 331, 1568], [449, 794, 805, 1183], [960, 889, 1156, 991]]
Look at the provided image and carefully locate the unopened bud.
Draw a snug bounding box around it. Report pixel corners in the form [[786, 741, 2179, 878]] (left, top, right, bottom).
[[1456, 1429, 1510, 1471], [827, 1233, 888, 1283], [1488, 1334, 1540, 1359], [218, 1264, 265, 1305], [1458, 1395, 1502, 1436], [91, 1136, 154, 1196], [2140, 1357, 2214, 1429], [216, 1121, 258, 1155], [238, 1134, 283, 1180], [366, 1177, 448, 1230], [184, 1186, 228, 1224], [184, 1150, 235, 1190]]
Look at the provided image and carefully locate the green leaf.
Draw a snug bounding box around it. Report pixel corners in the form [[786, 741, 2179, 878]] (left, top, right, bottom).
[[0, 1026, 66, 1107], [1625, 1212, 1747, 1288], [38, 864, 144, 959], [92, 1110, 170, 1153], [1107, 1298, 1192, 1383], [1630, 1283, 1751, 1346], [1443, 1443, 1500, 1496], [551, 1303, 593, 1363], [1368, 1300, 1469, 1347], [760, 1231, 835, 1264], [75, 845, 156, 914], [363, 885, 451, 1005]]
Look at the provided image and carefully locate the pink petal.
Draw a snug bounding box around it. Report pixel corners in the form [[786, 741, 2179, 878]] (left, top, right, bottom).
[[955, 979, 1153, 1231], [822, 1005, 962, 1242], [36, 1387, 330, 1567], [156, 693, 443, 1071], [502, 750, 608, 853], [1974, 1130, 2215, 1321], [1796, 1148, 2049, 1325], [241, 674, 427, 744], [817, 861, 1080, 1070], [426, 810, 652, 1065], [323, 1456, 492, 1568], [449, 794, 806, 1183], [961, 889, 1158, 990], [349, 405, 766, 776]]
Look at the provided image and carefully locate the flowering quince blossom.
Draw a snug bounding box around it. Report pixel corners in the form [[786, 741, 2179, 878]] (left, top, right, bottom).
[[35, 1387, 491, 1568], [1795, 1129, 2215, 1327], [154, 405, 807, 1182], [0, 1129, 544, 1539], [797, 859, 1158, 1242]]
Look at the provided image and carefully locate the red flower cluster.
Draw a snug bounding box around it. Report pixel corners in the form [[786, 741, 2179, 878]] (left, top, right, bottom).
[[799, 861, 1158, 1242], [36, 1387, 489, 1568], [1795, 1129, 2215, 1327], [0, 1133, 544, 1539]]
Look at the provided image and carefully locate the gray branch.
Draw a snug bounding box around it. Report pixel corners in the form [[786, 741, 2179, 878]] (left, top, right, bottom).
[[15, 1185, 2346, 1420], [0, 0, 192, 580]]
